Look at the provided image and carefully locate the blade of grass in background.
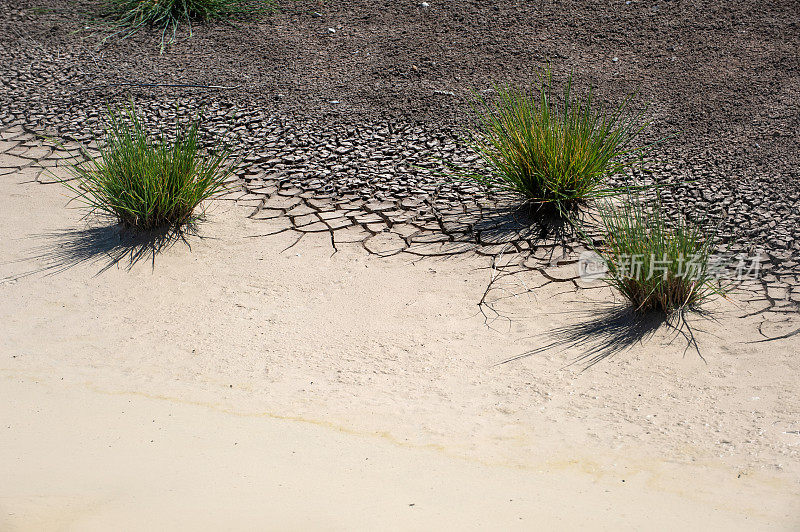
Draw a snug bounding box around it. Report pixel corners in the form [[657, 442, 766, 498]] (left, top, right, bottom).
[[105, 0, 275, 52]]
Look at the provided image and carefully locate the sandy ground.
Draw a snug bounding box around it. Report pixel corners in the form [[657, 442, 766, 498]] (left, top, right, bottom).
[[2, 164, 800, 529]]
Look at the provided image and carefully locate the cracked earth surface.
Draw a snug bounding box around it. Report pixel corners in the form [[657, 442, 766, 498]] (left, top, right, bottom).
[[2, 123, 797, 338]]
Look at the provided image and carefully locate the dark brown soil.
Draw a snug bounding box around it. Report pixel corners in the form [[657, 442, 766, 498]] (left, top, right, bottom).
[[1, 0, 799, 257], [3, 0, 798, 156]]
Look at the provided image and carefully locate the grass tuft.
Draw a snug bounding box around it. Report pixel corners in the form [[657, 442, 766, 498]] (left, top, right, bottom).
[[592, 194, 723, 314], [105, 0, 274, 50], [65, 105, 234, 231], [465, 69, 650, 216]]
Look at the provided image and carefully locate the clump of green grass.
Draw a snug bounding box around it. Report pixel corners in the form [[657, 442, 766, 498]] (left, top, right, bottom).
[[105, 0, 274, 50], [65, 105, 234, 231], [465, 70, 650, 216], [592, 195, 723, 314]]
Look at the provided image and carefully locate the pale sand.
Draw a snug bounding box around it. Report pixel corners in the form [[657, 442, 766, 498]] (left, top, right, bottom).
[[1, 166, 799, 529]]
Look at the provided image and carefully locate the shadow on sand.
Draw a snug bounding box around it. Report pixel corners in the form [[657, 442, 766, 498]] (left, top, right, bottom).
[[472, 201, 583, 245], [4, 221, 200, 280], [406, 199, 592, 264], [497, 303, 711, 370]]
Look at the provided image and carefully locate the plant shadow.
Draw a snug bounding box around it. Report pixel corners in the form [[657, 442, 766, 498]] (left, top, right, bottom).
[[498, 303, 710, 370], [409, 197, 590, 260], [5, 221, 199, 280], [473, 201, 581, 247]]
